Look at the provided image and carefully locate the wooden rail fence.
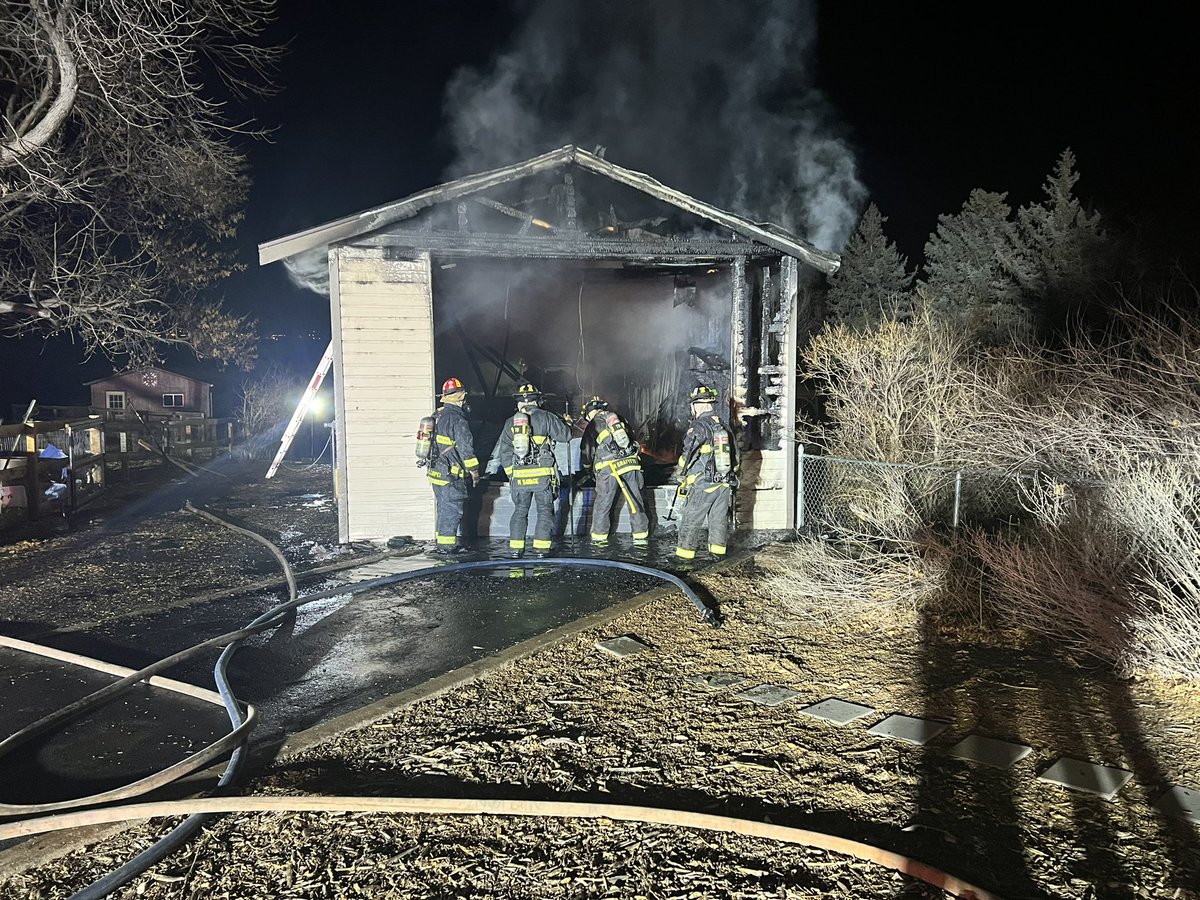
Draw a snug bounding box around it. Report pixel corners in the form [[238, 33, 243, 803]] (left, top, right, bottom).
[[0, 411, 236, 528]]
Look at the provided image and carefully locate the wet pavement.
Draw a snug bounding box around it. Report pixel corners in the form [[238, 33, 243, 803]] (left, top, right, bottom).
[[0, 532, 785, 807]]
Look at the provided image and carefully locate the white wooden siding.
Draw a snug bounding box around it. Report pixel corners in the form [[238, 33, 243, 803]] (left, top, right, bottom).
[[334, 247, 435, 542], [737, 449, 789, 530]]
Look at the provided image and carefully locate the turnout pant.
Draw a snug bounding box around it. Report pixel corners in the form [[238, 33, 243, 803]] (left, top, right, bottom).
[[591, 469, 650, 543], [675, 480, 732, 559], [432, 480, 468, 547], [509, 487, 555, 552]]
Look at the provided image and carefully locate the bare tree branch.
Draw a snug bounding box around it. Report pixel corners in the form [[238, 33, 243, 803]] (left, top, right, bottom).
[[0, 0, 78, 166], [0, 0, 276, 369]]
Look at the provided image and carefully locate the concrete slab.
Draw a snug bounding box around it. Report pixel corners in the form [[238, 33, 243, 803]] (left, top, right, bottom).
[[1154, 784, 1200, 823], [867, 714, 949, 746], [800, 698, 875, 725], [735, 684, 800, 707], [687, 671, 748, 691], [595, 635, 651, 658], [344, 555, 436, 581], [1037, 757, 1132, 801], [947, 733, 1033, 769]]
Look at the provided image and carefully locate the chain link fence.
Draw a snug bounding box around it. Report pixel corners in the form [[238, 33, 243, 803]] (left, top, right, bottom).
[[796, 447, 1035, 534]]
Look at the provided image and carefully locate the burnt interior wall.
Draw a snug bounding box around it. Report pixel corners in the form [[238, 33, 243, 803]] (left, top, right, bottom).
[[430, 258, 731, 471]]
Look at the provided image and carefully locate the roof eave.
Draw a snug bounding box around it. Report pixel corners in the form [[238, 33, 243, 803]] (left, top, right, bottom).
[[258, 145, 579, 266]]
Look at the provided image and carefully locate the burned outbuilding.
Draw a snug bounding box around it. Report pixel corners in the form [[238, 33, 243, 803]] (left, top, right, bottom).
[[259, 145, 839, 542]]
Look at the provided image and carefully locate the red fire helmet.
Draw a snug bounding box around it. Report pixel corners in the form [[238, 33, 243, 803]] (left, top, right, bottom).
[[440, 377, 466, 396]]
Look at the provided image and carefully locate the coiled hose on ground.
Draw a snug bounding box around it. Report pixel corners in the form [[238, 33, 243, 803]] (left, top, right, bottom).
[[0, 506, 997, 900]]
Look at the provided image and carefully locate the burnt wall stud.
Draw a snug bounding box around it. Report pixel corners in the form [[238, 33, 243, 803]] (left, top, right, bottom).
[[564, 173, 577, 230], [731, 256, 748, 409]]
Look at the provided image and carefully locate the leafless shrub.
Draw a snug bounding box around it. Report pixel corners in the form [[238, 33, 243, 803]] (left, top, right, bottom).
[[973, 464, 1200, 680], [972, 480, 1140, 665], [800, 303, 987, 465], [757, 537, 945, 628], [236, 365, 299, 457], [796, 295, 1200, 679]]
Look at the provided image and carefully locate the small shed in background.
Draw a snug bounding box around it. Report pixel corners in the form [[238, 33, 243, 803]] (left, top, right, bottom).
[[87, 367, 213, 418]]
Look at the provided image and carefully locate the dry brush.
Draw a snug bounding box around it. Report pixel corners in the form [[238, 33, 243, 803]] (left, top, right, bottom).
[[789, 300, 1200, 680]]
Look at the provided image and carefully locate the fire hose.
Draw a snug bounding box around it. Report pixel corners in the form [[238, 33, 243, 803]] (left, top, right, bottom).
[[0, 505, 718, 897], [0, 509, 998, 900], [1, 797, 999, 900]]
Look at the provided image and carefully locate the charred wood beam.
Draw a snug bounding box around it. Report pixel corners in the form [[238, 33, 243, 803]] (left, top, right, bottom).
[[472, 195, 530, 221], [730, 257, 749, 410], [359, 230, 777, 261], [471, 340, 523, 382], [759, 264, 777, 446], [471, 196, 544, 236]]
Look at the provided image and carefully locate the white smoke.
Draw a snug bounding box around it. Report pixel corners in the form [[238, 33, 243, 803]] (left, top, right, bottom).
[[442, 0, 866, 251], [284, 247, 331, 296]]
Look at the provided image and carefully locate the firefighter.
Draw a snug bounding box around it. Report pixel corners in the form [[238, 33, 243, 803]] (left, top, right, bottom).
[[496, 382, 571, 557], [579, 396, 650, 547], [417, 377, 479, 555], [672, 384, 737, 561]]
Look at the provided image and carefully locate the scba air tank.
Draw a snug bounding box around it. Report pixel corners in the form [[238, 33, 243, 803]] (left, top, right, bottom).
[[712, 427, 732, 477], [604, 412, 631, 450], [512, 411, 532, 462], [415, 415, 436, 464]]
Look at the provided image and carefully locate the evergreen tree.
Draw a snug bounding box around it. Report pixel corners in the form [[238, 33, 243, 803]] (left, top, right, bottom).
[[922, 189, 1040, 343], [825, 204, 914, 326], [1018, 149, 1110, 319]]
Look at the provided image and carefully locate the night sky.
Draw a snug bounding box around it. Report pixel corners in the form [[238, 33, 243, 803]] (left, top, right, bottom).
[[3, 2, 1196, 417]]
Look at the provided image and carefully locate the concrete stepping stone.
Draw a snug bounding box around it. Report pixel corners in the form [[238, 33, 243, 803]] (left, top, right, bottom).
[[867, 714, 949, 746], [1037, 757, 1132, 801], [595, 635, 651, 659], [799, 698, 875, 725], [687, 671, 748, 691], [735, 684, 800, 707], [1155, 784, 1200, 823], [947, 733, 1033, 769]]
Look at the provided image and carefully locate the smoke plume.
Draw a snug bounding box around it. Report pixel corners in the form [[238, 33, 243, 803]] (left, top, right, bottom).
[[284, 247, 331, 296], [443, 0, 865, 250]]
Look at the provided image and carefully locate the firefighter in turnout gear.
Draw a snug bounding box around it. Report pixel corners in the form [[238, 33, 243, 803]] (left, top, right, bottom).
[[418, 377, 479, 555], [672, 384, 737, 560], [497, 382, 571, 556], [579, 396, 650, 547]]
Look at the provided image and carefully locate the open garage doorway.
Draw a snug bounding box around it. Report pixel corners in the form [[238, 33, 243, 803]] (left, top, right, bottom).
[[430, 256, 733, 483]]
